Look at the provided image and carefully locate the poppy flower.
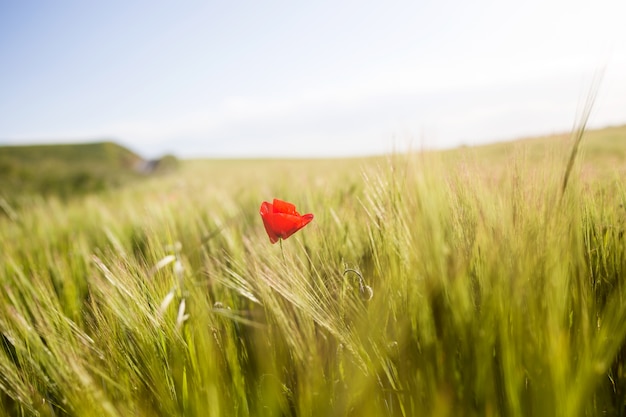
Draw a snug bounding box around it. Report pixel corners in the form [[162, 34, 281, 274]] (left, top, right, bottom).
[[260, 199, 314, 244]]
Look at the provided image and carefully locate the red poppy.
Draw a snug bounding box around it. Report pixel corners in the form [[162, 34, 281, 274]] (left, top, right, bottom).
[[260, 199, 314, 244]]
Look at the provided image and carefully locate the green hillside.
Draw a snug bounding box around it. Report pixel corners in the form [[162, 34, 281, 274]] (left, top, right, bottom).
[[460, 123, 625, 163], [436, 124, 626, 183], [0, 141, 178, 201], [2, 125, 624, 205]]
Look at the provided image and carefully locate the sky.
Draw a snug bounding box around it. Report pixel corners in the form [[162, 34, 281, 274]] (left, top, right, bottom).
[[1, 1, 625, 158]]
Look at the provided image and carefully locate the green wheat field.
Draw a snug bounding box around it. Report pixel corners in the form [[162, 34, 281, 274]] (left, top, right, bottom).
[[2, 123, 626, 416]]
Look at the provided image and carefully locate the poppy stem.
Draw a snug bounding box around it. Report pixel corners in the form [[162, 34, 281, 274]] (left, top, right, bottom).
[[279, 238, 286, 263]]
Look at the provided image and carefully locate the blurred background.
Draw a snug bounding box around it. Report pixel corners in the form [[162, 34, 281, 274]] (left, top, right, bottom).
[[1, 0, 625, 158]]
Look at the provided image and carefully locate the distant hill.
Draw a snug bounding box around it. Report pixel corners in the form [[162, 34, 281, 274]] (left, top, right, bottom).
[[0, 141, 178, 202], [438, 123, 626, 178]]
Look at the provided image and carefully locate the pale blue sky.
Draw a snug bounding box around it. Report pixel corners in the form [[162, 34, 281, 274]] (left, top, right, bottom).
[[1, 1, 625, 158]]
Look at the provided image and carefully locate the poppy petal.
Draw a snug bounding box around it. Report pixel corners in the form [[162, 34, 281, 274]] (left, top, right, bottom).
[[261, 216, 280, 243], [260, 202, 279, 243], [272, 199, 298, 215], [260, 201, 273, 216]]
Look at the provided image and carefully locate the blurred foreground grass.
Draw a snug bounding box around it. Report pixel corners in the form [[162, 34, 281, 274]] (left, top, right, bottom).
[[1, 125, 626, 416]]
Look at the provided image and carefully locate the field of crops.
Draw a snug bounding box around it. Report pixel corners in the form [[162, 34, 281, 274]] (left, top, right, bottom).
[[1, 125, 626, 416]]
